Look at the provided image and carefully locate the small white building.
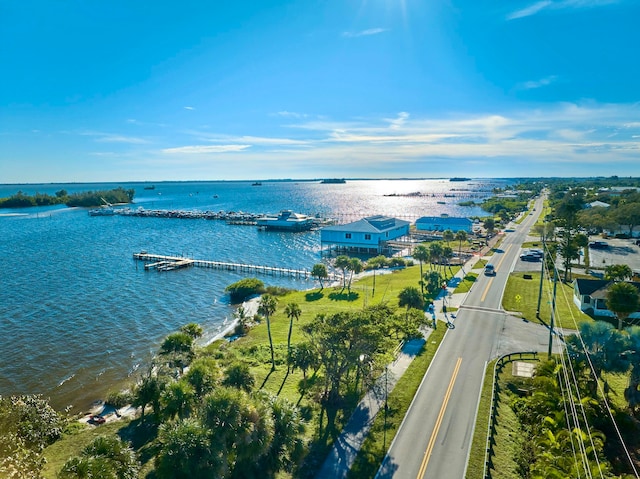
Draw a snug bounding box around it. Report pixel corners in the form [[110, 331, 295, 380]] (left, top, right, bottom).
[[415, 215, 473, 233], [320, 215, 410, 254]]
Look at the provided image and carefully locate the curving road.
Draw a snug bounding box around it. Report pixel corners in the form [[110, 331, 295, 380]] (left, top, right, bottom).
[[377, 196, 547, 479]]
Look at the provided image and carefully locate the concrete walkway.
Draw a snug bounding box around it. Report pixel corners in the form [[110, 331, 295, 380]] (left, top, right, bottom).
[[316, 253, 484, 479], [316, 337, 428, 479]]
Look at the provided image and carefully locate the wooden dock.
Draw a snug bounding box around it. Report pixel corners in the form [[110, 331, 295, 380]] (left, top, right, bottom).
[[133, 252, 339, 281]]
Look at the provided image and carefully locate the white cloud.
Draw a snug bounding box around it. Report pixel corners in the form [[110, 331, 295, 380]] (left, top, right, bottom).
[[519, 75, 558, 90], [507, 1, 552, 20], [184, 106, 195, 110], [388, 112, 409, 130], [507, 0, 620, 20], [342, 28, 388, 38], [162, 144, 252, 154], [78, 131, 149, 144]]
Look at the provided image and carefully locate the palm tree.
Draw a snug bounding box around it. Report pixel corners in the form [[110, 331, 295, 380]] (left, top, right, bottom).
[[607, 282, 640, 329], [258, 294, 279, 370], [346, 257, 363, 292], [179, 322, 203, 340], [311, 263, 328, 290], [442, 229, 454, 247], [284, 302, 302, 371], [455, 230, 468, 264], [429, 242, 443, 274], [334, 255, 350, 290], [398, 286, 424, 319], [412, 244, 429, 296], [161, 380, 195, 420]]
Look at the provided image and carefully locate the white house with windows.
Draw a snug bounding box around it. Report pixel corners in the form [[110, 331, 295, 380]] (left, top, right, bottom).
[[573, 278, 640, 320], [415, 215, 473, 233], [320, 215, 410, 254]]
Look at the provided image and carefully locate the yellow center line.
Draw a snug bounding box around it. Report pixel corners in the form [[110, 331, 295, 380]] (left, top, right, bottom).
[[480, 278, 493, 302], [495, 244, 512, 270], [416, 357, 463, 479]]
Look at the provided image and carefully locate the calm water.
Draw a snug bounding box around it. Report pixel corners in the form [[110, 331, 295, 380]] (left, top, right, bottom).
[[0, 179, 506, 411]]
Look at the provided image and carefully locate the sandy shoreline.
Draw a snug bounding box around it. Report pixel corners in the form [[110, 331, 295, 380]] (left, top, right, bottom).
[[202, 296, 261, 347]]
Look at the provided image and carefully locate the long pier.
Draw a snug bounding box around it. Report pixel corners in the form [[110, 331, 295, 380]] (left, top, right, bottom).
[[133, 252, 339, 281]]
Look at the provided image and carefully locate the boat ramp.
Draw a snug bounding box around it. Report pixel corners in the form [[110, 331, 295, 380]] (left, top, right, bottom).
[[133, 252, 339, 281]]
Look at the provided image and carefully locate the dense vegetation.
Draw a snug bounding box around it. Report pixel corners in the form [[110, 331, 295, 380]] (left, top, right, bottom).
[[486, 321, 640, 478], [0, 187, 135, 208]]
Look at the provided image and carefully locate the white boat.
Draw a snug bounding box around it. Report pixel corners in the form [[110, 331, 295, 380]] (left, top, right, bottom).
[[256, 210, 313, 231]]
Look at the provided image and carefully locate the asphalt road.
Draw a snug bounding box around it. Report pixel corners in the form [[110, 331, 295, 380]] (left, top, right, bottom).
[[377, 196, 546, 479]]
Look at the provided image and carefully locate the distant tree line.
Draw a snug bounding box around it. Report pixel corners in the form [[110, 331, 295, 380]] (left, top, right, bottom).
[[0, 187, 135, 208]]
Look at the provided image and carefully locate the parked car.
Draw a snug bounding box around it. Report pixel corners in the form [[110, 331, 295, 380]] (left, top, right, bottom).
[[484, 264, 496, 276], [520, 253, 540, 262], [589, 241, 609, 249], [635, 239, 640, 246]]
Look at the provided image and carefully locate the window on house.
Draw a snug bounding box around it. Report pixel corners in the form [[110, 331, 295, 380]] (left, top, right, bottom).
[[345, 233, 351, 239], [365, 234, 371, 240]]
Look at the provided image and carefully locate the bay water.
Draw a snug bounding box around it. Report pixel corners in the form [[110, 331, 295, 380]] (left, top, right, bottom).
[[0, 178, 506, 411]]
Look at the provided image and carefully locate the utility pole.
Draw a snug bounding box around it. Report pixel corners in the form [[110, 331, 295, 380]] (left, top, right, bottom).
[[536, 230, 546, 319], [548, 267, 558, 358]]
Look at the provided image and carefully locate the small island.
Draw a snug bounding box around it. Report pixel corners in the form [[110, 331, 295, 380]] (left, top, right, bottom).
[[320, 178, 346, 184], [0, 187, 135, 208]]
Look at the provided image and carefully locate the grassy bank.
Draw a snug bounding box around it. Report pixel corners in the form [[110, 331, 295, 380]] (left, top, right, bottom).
[[43, 263, 447, 478]]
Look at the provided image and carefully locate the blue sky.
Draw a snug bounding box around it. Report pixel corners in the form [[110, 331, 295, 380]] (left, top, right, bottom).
[[1, 0, 639, 183]]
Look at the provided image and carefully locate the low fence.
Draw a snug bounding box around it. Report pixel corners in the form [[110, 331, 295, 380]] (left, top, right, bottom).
[[482, 351, 539, 479]]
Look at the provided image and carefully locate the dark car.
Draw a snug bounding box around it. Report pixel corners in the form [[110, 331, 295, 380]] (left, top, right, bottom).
[[589, 241, 609, 249], [520, 254, 540, 262], [484, 264, 496, 276]]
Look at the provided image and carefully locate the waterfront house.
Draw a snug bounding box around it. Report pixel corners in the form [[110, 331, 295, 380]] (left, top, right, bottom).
[[415, 216, 473, 233], [320, 215, 410, 254], [573, 278, 640, 320], [256, 210, 314, 231]]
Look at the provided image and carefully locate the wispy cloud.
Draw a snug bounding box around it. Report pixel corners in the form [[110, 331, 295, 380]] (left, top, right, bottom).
[[112, 102, 639, 179], [507, 1, 552, 20], [518, 75, 558, 90], [388, 112, 409, 130], [507, 0, 620, 20], [184, 106, 195, 110], [162, 144, 251, 154], [342, 28, 388, 38], [79, 131, 149, 144]]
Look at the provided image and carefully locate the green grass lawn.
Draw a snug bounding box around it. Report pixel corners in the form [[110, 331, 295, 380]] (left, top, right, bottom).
[[43, 264, 440, 478], [502, 272, 592, 330], [454, 272, 478, 294]]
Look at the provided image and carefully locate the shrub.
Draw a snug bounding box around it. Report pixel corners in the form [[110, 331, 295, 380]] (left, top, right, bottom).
[[225, 278, 265, 303]]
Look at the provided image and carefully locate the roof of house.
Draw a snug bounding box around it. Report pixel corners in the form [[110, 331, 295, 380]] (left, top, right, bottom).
[[575, 278, 640, 297], [322, 215, 410, 234], [416, 216, 472, 225]]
